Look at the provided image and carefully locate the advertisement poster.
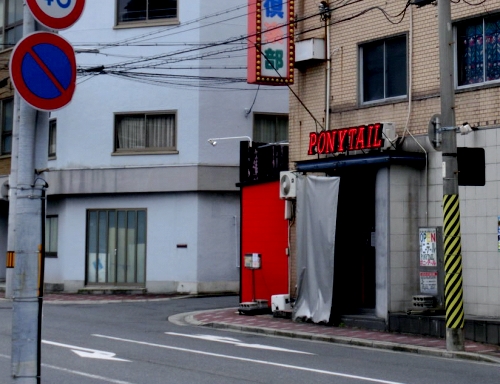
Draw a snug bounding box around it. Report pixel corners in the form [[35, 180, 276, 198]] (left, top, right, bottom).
[[420, 271, 438, 294], [419, 228, 438, 267]]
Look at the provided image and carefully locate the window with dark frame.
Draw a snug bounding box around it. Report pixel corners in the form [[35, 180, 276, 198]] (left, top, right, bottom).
[[45, 216, 58, 257], [1, 98, 13, 156], [253, 114, 288, 144], [360, 35, 407, 103], [0, 0, 23, 50], [457, 14, 500, 86], [48, 119, 56, 158], [115, 112, 176, 152], [117, 0, 178, 24]]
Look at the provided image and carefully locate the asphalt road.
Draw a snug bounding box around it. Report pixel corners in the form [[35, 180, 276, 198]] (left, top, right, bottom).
[[0, 296, 499, 383]]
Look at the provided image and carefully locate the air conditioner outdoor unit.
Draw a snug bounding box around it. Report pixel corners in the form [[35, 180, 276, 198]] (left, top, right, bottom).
[[279, 171, 297, 199], [271, 294, 292, 312], [381, 122, 398, 150]]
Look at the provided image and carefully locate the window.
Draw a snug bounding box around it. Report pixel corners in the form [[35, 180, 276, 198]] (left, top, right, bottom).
[[360, 35, 407, 103], [457, 15, 500, 86], [86, 209, 146, 284], [115, 112, 176, 153], [45, 216, 58, 257], [48, 119, 56, 158], [0, 0, 23, 50], [1, 98, 13, 155], [253, 114, 288, 144], [117, 0, 177, 25]]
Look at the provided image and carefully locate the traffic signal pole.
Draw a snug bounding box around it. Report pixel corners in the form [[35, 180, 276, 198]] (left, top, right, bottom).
[[438, 0, 465, 351]]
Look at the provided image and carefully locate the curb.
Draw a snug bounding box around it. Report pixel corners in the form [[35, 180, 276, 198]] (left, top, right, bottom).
[[204, 322, 500, 364], [173, 310, 500, 365], [0, 294, 196, 305]]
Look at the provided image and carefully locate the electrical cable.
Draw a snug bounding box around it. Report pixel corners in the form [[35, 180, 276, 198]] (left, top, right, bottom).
[[72, 0, 418, 91]]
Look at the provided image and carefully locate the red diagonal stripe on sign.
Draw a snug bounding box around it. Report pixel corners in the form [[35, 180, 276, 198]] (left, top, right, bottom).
[[27, 46, 66, 96]]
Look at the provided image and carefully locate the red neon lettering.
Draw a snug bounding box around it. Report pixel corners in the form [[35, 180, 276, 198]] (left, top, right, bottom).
[[355, 126, 366, 149], [337, 129, 348, 152], [325, 130, 336, 153], [348, 128, 358, 150], [308, 132, 318, 155], [318, 131, 327, 154], [307, 122, 384, 155], [372, 123, 382, 148], [366, 124, 374, 148]]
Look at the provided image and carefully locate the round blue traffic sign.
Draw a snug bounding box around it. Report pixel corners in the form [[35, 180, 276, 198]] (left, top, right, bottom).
[[10, 32, 76, 111]]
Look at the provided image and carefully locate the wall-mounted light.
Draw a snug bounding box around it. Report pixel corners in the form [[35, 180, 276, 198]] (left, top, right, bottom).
[[207, 136, 252, 147], [458, 122, 478, 135]]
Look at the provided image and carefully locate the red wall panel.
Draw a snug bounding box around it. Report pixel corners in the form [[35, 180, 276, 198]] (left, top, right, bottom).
[[241, 182, 289, 305]]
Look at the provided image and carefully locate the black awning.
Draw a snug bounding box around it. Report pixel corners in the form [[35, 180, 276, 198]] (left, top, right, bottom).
[[295, 151, 427, 172]]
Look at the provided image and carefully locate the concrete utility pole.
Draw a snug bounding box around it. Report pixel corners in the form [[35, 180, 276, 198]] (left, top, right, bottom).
[[10, 5, 46, 382], [5, 94, 20, 299], [438, 0, 465, 351]]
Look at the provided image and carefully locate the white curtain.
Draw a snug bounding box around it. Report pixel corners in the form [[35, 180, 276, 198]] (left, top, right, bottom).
[[147, 114, 175, 148], [117, 114, 175, 149], [117, 116, 145, 149], [253, 114, 288, 143], [293, 175, 340, 323]]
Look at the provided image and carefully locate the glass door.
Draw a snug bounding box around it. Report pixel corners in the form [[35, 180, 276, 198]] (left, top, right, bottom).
[[86, 209, 146, 285]]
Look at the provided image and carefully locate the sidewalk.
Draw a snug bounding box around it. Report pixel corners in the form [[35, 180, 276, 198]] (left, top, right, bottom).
[[0, 291, 182, 304], [2, 291, 500, 364], [178, 307, 500, 365]]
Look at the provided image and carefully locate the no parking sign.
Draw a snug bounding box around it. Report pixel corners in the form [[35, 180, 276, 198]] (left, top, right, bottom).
[[27, 0, 86, 30], [10, 32, 77, 111], [10, 1, 85, 110]]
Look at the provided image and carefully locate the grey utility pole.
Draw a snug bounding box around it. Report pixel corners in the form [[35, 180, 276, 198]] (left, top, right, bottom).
[[10, 5, 49, 383], [438, 0, 465, 351], [5, 94, 20, 300]]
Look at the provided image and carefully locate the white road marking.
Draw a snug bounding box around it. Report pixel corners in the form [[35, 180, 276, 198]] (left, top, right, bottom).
[[42, 364, 135, 384], [0, 353, 135, 383], [42, 340, 130, 361], [94, 334, 407, 384], [165, 332, 314, 354]]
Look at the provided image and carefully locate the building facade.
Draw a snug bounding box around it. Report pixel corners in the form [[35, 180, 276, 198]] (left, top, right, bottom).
[[288, 0, 500, 327], [0, 0, 288, 294]]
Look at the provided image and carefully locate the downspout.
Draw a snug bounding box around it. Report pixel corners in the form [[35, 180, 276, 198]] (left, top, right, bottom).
[[402, 5, 429, 226], [320, 2, 332, 132]]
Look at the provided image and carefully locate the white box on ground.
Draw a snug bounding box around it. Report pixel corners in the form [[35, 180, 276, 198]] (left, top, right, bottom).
[[271, 294, 291, 312]]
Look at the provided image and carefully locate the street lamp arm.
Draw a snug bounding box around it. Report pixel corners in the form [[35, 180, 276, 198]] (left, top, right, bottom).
[[207, 136, 252, 147]]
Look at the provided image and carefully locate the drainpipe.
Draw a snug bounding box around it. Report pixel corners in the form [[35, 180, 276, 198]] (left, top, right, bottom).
[[319, 2, 332, 131]]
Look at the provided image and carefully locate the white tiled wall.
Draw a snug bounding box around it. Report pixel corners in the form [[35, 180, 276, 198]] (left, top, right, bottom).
[[458, 128, 500, 317]]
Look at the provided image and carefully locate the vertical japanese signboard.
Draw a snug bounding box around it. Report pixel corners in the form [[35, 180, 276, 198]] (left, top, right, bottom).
[[419, 227, 443, 297], [247, 0, 294, 85], [419, 227, 438, 267]]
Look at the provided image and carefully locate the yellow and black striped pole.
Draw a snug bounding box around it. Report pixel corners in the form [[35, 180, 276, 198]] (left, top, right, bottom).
[[438, 0, 465, 351], [443, 195, 465, 331]]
